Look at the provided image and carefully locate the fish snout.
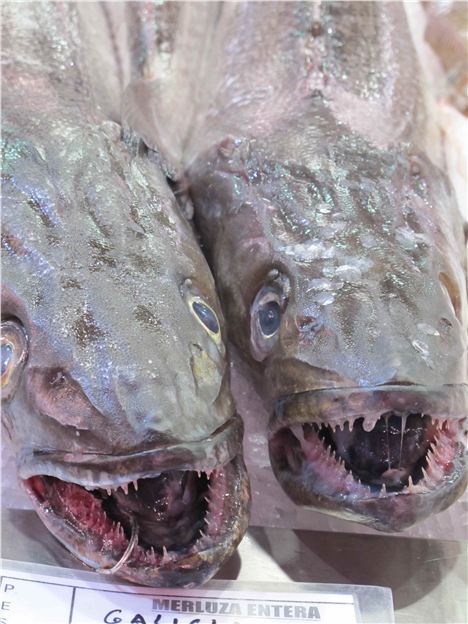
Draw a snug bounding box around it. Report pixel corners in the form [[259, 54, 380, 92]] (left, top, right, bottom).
[[110, 358, 231, 447]]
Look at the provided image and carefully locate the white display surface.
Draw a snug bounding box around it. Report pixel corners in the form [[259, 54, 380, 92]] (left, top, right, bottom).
[[0, 560, 396, 624], [2, 509, 465, 624]]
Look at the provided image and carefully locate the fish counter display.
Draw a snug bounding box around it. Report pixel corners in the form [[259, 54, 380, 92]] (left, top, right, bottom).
[[1, 0, 467, 588]]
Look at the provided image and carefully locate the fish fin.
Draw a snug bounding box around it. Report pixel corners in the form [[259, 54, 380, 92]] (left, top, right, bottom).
[[122, 77, 181, 179]]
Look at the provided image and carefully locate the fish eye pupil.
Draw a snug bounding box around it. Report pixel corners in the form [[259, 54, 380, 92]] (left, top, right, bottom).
[[259, 301, 281, 336], [1, 343, 13, 376], [192, 301, 219, 334]]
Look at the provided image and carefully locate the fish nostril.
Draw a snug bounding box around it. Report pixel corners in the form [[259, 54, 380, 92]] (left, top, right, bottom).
[[438, 317, 453, 335], [296, 315, 321, 333], [48, 369, 68, 387]]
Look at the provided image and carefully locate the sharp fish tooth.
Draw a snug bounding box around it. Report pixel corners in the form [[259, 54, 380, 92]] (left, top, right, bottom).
[[149, 546, 157, 564], [121, 483, 129, 495], [408, 475, 414, 492], [345, 472, 354, 485], [290, 423, 305, 443], [106, 487, 112, 496], [421, 466, 433, 485], [132, 480, 139, 491], [162, 546, 171, 564], [379, 483, 387, 498], [363, 417, 377, 432]]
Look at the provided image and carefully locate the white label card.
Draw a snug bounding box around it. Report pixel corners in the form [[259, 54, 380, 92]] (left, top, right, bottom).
[[0, 564, 358, 624]]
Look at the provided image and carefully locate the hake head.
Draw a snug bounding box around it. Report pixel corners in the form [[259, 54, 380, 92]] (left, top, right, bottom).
[[188, 130, 467, 531], [1, 123, 250, 585]]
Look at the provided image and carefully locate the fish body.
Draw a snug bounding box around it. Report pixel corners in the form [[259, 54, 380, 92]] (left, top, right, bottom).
[[1, 2, 249, 585], [183, 2, 467, 531]]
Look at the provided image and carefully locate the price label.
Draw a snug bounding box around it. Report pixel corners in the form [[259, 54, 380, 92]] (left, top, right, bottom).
[[0, 561, 359, 624]]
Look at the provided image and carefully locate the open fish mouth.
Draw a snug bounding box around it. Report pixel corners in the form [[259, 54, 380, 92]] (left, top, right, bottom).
[[24, 456, 250, 587], [269, 385, 467, 531], [271, 415, 458, 494]]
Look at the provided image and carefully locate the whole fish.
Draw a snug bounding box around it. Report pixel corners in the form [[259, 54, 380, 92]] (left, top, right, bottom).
[[1, 2, 249, 586], [180, 2, 467, 531]]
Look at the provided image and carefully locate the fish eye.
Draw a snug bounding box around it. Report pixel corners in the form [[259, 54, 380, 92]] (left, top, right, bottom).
[[250, 274, 289, 361], [191, 300, 220, 334], [258, 300, 281, 336], [181, 279, 223, 346], [1, 318, 28, 399]]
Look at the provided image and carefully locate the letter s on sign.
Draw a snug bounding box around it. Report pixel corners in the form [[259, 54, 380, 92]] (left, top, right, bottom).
[[104, 610, 122, 623]]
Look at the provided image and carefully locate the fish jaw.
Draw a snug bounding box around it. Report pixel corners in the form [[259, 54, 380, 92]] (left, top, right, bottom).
[[268, 385, 467, 531], [23, 453, 250, 588]]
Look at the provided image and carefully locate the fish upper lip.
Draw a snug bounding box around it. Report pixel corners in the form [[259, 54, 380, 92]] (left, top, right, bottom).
[[269, 383, 468, 434], [18, 416, 244, 486]]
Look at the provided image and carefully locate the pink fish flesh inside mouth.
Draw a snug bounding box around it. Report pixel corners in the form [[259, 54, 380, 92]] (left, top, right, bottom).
[[269, 411, 465, 530], [23, 458, 245, 582]]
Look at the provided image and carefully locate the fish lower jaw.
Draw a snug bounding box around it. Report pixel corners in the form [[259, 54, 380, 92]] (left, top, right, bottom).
[[23, 456, 250, 586], [269, 413, 463, 502]]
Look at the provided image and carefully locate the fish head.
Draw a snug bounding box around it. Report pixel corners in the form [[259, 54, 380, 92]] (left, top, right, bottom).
[[2, 121, 250, 585], [188, 131, 466, 531]]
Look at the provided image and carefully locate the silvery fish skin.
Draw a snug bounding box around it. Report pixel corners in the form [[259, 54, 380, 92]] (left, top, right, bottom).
[[184, 2, 467, 531], [1, 2, 249, 586]]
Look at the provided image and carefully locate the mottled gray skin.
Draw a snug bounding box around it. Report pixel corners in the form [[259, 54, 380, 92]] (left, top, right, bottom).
[[184, 2, 467, 530], [1, 2, 249, 586]]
